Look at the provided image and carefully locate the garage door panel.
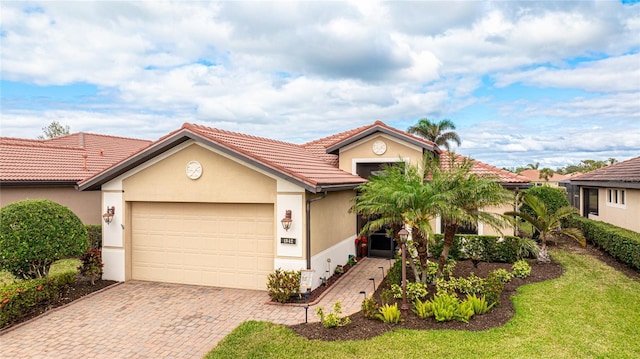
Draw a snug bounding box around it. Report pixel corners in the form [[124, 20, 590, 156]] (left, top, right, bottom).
[[132, 202, 274, 290]]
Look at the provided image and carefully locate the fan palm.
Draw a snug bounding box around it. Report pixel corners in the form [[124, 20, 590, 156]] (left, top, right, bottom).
[[407, 118, 461, 151], [505, 193, 585, 263]]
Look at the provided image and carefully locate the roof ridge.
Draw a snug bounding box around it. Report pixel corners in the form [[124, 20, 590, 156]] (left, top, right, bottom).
[[47, 132, 151, 143], [0, 138, 85, 151], [185, 122, 302, 147]]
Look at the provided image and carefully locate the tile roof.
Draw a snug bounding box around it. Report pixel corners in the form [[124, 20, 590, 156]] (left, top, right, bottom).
[[570, 156, 640, 183], [519, 169, 573, 182], [0, 133, 151, 183], [184, 123, 367, 189], [440, 152, 531, 185]]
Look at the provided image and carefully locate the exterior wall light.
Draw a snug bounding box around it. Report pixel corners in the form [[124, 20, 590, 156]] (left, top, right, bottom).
[[103, 206, 115, 225], [281, 209, 292, 231]]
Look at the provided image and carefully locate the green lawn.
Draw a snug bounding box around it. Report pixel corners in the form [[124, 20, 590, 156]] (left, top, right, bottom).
[[207, 250, 640, 358], [0, 258, 80, 286]]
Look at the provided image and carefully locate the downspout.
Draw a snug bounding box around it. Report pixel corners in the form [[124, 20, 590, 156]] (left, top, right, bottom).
[[306, 191, 328, 269]]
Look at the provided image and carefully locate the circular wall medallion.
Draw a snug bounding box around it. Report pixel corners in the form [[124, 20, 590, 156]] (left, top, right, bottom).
[[185, 160, 203, 180], [372, 140, 387, 155]]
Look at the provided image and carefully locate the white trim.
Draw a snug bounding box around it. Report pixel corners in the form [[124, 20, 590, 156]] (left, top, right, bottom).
[[310, 235, 356, 289], [605, 188, 626, 209], [351, 157, 411, 175]]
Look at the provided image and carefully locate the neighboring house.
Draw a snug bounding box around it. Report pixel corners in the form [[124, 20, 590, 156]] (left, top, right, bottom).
[[0, 133, 151, 224], [77, 121, 529, 291], [569, 156, 640, 233], [519, 169, 575, 188]]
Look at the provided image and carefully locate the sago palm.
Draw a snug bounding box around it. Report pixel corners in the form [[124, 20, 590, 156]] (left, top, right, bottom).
[[505, 193, 585, 263]]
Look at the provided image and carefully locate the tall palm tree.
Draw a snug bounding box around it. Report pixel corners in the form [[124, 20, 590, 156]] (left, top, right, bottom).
[[351, 156, 446, 282], [505, 193, 585, 263], [432, 154, 513, 272], [407, 118, 461, 151]]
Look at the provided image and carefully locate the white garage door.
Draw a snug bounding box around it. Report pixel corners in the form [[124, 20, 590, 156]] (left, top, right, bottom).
[[131, 202, 274, 290]]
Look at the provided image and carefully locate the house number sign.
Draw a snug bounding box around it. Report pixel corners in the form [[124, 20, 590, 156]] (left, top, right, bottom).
[[280, 237, 296, 245]]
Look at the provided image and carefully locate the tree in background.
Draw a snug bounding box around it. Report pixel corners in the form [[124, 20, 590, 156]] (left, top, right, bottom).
[[38, 120, 70, 139], [539, 167, 555, 181], [407, 118, 461, 151]]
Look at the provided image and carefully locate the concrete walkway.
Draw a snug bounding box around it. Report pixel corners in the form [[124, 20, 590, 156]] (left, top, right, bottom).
[[0, 257, 390, 359]]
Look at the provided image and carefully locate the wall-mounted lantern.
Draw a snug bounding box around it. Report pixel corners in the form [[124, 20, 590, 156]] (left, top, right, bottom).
[[102, 206, 115, 225], [281, 209, 292, 231]]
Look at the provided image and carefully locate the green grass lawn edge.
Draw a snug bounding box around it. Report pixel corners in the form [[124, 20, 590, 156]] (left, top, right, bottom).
[[206, 250, 640, 359]]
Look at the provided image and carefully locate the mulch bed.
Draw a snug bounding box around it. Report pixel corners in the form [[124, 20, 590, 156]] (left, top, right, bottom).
[[289, 240, 640, 341], [272, 263, 355, 305], [1, 278, 117, 331]]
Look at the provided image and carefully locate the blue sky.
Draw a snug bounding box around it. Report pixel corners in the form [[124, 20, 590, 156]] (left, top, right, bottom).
[[1, 1, 638, 169]]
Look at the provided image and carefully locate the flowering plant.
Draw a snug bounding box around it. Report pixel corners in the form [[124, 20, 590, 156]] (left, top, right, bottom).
[[355, 236, 368, 246]]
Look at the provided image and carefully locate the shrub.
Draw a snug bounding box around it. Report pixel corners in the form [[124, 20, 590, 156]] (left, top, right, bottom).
[[456, 273, 486, 295], [0, 199, 88, 279], [361, 296, 379, 319], [85, 225, 102, 250], [376, 303, 402, 324], [430, 293, 459, 322], [522, 186, 570, 217], [512, 260, 532, 278], [483, 272, 505, 306], [78, 249, 103, 285], [442, 258, 456, 279], [432, 234, 538, 263], [317, 302, 350, 328], [435, 278, 458, 297], [489, 268, 513, 283], [464, 294, 494, 315], [380, 289, 395, 305], [266, 269, 300, 303], [386, 256, 402, 286], [391, 282, 428, 302], [426, 261, 439, 284], [564, 215, 640, 270], [412, 299, 433, 319], [455, 299, 475, 323], [0, 272, 76, 328], [334, 265, 344, 275]]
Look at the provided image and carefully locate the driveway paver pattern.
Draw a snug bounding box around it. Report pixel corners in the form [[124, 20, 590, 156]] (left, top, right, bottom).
[[0, 257, 390, 358]]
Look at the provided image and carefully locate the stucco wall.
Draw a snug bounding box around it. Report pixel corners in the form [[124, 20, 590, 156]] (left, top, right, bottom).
[[308, 190, 357, 257], [0, 186, 101, 224], [338, 134, 424, 174], [123, 143, 276, 203], [480, 203, 516, 236], [587, 187, 640, 233]]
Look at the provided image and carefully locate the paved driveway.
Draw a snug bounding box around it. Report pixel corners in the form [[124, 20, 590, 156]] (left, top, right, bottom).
[[0, 282, 305, 359], [0, 258, 389, 359]]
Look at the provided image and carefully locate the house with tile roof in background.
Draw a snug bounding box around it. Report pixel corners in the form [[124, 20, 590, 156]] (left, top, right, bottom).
[[76, 121, 529, 290], [519, 169, 577, 188], [569, 156, 640, 233], [0, 133, 151, 224]]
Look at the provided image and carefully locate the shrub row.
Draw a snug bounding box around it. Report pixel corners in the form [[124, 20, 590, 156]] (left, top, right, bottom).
[[0, 272, 76, 328], [431, 234, 538, 263], [563, 216, 640, 270]]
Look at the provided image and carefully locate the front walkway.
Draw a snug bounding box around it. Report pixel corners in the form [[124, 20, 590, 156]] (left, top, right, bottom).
[[0, 257, 390, 359]]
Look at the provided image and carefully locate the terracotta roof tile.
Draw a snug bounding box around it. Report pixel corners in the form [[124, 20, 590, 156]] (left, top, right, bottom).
[[571, 156, 640, 182], [0, 133, 151, 183], [184, 123, 366, 188], [440, 152, 531, 184], [519, 169, 572, 182]]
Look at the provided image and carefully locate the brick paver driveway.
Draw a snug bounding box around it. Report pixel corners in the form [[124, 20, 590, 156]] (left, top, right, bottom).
[[0, 258, 389, 359], [0, 282, 304, 358]]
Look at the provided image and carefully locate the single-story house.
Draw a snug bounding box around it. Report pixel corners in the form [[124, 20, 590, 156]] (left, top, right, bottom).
[[77, 121, 530, 290], [519, 169, 575, 188], [0, 133, 151, 224], [569, 156, 640, 233]]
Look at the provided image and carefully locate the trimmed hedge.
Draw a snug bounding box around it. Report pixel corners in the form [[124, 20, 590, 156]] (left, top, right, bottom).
[[0, 271, 76, 328], [431, 234, 539, 263], [564, 216, 640, 270]]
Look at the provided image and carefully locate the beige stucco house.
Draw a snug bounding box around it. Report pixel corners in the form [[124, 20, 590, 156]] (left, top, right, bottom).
[[570, 156, 640, 233], [0, 134, 151, 224], [78, 121, 530, 291]]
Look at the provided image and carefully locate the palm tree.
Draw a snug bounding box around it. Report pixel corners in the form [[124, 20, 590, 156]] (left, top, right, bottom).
[[351, 157, 445, 282], [433, 154, 513, 272], [407, 118, 461, 151], [505, 193, 585, 263], [539, 168, 554, 182], [526, 162, 540, 170]]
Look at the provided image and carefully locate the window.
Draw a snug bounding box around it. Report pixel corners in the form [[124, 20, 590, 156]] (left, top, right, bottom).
[[606, 189, 626, 208], [583, 188, 598, 217]]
